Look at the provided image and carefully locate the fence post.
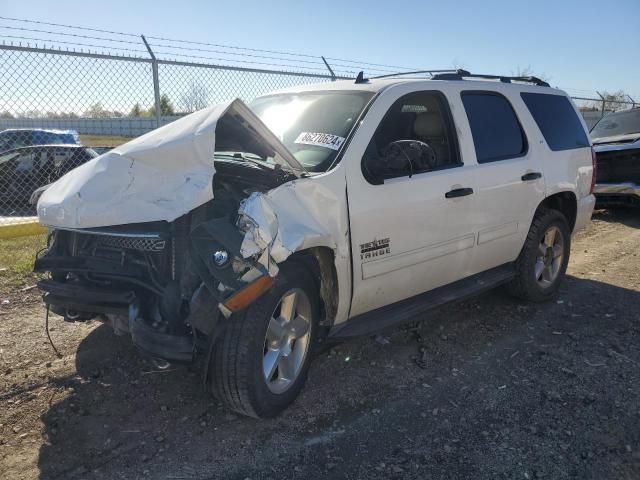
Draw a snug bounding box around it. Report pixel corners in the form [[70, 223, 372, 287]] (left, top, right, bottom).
[[141, 35, 161, 128], [321, 56, 336, 81], [596, 91, 605, 117]]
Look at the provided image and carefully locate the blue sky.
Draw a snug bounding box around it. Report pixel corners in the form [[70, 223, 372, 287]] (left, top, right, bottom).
[[2, 0, 639, 99]]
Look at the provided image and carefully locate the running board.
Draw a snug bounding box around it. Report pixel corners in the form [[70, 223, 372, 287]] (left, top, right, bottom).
[[330, 263, 515, 338]]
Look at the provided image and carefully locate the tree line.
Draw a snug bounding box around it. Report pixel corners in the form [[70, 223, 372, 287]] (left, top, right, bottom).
[[0, 81, 211, 119]]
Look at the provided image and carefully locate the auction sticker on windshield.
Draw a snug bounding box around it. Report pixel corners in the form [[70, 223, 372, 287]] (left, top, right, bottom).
[[294, 132, 345, 151]]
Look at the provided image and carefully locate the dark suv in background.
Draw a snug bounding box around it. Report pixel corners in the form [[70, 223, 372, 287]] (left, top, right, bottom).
[[591, 108, 640, 207], [0, 128, 79, 154]]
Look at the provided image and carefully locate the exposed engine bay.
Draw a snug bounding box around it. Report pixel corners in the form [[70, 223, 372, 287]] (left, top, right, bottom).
[[35, 156, 298, 362], [33, 97, 349, 370]]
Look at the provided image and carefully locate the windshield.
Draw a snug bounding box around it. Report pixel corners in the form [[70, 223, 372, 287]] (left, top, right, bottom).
[[0, 132, 21, 151], [591, 109, 640, 140], [250, 91, 374, 172]]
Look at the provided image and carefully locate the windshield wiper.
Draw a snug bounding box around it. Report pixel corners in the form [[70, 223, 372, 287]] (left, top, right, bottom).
[[214, 151, 278, 172]]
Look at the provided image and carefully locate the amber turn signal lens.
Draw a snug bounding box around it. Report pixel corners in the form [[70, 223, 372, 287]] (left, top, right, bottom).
[[223, 275, 275, 312]]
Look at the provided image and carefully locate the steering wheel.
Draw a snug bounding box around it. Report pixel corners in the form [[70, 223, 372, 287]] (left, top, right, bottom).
[[381, 140, 437, 176]]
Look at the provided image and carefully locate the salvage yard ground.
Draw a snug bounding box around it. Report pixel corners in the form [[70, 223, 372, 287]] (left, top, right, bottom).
[[1, 210, 639, 479]]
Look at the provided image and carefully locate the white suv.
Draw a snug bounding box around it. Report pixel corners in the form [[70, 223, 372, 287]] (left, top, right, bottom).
[[35, 70, 596, 418]]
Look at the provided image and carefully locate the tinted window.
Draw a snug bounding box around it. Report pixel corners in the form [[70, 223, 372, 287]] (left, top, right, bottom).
[[521, 93, 590, 150], [461, 92, 526, 163], [362, 91, 460, 183]]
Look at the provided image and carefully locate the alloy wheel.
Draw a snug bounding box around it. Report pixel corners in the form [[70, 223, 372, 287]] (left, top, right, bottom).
[[535, 225, 564, 288], [262, 288, 312, 394]]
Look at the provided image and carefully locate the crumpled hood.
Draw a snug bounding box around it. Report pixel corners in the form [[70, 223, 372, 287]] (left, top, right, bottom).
[[37, 99, 304, 229], [592, 132, 640, 152]]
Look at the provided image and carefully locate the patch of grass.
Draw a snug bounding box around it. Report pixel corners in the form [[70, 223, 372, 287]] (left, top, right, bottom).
[[0, 234, 46, 290], [79, 135, 132, 148]]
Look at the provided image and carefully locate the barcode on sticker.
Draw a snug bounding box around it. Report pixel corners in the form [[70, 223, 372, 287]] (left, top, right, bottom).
[[294, 132, 345, 151]]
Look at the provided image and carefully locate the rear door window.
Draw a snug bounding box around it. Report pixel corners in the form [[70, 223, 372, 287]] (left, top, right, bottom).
[[461, 92, 527, 163], [521, 93, 590, 151]]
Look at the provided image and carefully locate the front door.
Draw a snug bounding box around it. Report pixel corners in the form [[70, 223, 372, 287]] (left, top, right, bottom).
[[344, 86, 478, 317]]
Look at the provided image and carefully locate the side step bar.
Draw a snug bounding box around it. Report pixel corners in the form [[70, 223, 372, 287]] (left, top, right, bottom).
[[330, 263, 515, 338]]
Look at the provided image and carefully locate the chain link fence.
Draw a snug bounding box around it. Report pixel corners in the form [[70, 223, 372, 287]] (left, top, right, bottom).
[[0, 33, 637, 237], [570, 95, 637, 130], [0, 42, 349, 237]]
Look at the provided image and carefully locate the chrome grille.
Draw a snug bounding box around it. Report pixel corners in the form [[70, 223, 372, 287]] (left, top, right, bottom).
[[71, 232, 167, 252], [95, 235, 167, 252]]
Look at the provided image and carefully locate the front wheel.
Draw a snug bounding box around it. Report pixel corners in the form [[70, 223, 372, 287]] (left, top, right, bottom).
[[508, 208, 571, 302], [209, 263, 318, 418]]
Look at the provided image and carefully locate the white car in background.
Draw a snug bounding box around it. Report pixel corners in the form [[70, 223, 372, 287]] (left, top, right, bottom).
[[34, 70, 595, 418]]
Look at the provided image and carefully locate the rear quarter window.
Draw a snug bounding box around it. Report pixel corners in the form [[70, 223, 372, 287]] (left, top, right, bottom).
[[521, 93, 590, 151]]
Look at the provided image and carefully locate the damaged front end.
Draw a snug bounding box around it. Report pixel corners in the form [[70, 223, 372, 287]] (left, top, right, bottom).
[[34, 99, 306, 362]]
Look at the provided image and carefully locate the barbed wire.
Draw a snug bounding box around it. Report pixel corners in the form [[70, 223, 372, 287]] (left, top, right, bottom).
[[0, 24, 143, 45], [0, 15, 140, 37], [0, 35, 356, 76], [146, 41, 399, 73], [150, 49, 358, 75], [0, 34, 150, 56], [0, 16, 637, 101], [145, 34, 421, 71], [0, 15, 422, 72]]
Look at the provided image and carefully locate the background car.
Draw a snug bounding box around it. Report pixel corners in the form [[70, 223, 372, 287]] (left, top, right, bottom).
[[591, 108, 640, 207], [0, 144, 97, 215], [0, 128, 80, 154]]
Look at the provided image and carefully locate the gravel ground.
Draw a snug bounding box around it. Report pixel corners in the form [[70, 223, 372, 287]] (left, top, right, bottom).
[[1, 209, 639, 480]]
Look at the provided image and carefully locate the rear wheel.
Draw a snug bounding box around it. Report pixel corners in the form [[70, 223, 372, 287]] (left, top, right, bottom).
[[209, 263, 318, 418], [508, 208, 571, 302]]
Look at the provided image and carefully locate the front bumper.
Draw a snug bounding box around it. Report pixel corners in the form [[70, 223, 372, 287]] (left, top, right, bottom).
[[38, 278, 195, 363], [594, 182, 640, 206]]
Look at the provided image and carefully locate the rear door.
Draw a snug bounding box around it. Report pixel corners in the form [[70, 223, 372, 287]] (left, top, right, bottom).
[[458, 89, 546, 275], [345, 84, 478, 317]]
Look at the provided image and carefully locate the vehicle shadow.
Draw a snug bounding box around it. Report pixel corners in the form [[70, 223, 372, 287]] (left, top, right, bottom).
[[36, 274, 640, 479], [592, 207, 640, 228]]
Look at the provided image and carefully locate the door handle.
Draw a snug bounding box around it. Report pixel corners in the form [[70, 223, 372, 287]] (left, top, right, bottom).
[[445, 187, 474, 198], [521, 172, 542, 181]]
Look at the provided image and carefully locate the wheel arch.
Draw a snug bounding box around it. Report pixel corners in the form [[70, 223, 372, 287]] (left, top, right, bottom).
[[538, 191, 577, 232], [285, 247, 339, 327]]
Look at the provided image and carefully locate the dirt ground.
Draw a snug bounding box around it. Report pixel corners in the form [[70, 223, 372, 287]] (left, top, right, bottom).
[[1, 209, 639, 480]]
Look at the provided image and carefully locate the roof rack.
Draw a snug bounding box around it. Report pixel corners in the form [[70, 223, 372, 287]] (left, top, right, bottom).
[[430, 71, 550, 87], [366, 69, 550, 87], [371, 69, 468, 80]]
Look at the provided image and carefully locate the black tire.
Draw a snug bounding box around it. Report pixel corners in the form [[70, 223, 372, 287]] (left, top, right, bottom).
[[209, 263, 319, 418], [508, 208, 571, 302]]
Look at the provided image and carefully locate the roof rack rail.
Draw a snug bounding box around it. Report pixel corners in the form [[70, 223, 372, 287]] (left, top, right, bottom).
[[430, 71, 550, 87], [371, 69, 470, 79]]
